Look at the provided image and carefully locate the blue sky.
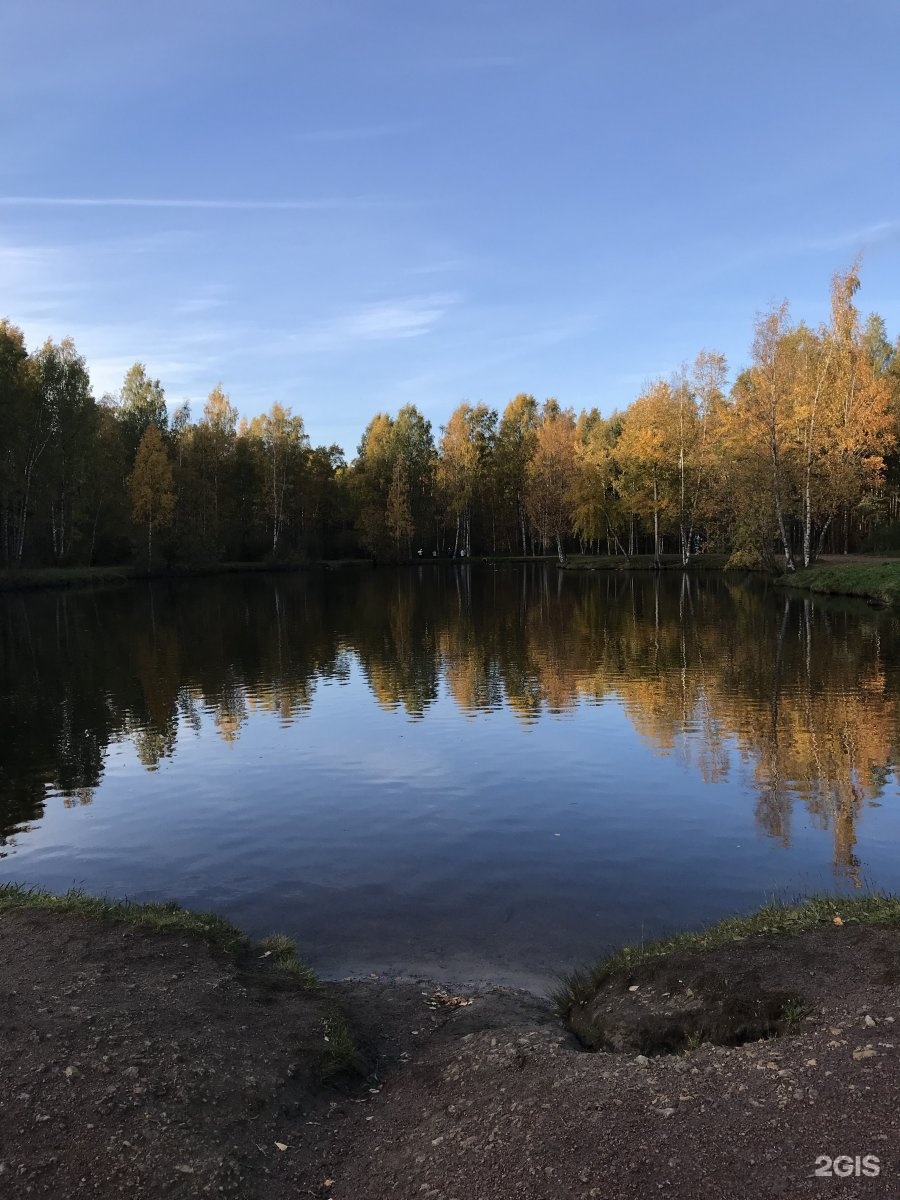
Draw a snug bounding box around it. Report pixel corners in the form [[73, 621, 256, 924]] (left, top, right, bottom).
[[2, 0, 898, 453]]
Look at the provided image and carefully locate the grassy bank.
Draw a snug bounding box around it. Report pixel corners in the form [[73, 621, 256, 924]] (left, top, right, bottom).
[[0, 882, 251, 953], [559, 552, 730, 571], [0, 559, 375, 592], [557, 893, 900, 1013], [776, 561, 900, 605], [0, 883, 358, 1072]]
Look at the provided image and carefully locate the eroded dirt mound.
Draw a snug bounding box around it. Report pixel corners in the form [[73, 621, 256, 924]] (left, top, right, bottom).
[[566, 922, 900, 1055]]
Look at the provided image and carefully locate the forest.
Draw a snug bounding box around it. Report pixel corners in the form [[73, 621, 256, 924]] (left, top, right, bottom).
[[2, 261, 899, 572]]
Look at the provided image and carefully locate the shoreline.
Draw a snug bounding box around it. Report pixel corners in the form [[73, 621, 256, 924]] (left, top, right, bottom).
[[6, 553, 899, 598], [775, 560, 900, 606], [4, 885, 900, 1197], [0, 559, 377, 593]]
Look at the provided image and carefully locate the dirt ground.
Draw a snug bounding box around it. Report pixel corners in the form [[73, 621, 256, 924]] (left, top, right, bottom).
[[2, 910, 900, 1199]]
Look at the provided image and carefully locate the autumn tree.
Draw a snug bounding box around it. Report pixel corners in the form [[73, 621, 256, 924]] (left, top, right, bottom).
[[117, 363, 168, 461], [129, 424, 175, 564], [614, 380, 679, 562], [438, 403, 496, 555], [186, 384, 239, 555], [729, 303, 799, 569], [678, 350, 727, 563], [354, 412, 396, 555], [808, 263, 894, 562], [386, 457, 414, 557], [495, 394, 538, 554], [246, 404, 310, 556], [353, 406, 435, 555], [571, 410, 628, 555], [525, 400, 577, 561]]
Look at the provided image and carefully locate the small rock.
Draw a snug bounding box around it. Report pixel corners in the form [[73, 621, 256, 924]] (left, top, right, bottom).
[[124, 1066, 139, 1079], [628, 985, 639, 993], [864, 1015, 877, 1028], [654, 1107, 676, 1117], [634, 1055, 650, 1068], [852, 1047, 877, 1061], [64, 1066, 79, 1079], [829, 1027, 843, 1037]]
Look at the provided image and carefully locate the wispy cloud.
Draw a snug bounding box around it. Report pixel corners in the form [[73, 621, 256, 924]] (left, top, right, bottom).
[[0, 195, 401, 211], [291, 294, 459, 353], [172, 286, 232, 317], [796, 220, 900, 255]]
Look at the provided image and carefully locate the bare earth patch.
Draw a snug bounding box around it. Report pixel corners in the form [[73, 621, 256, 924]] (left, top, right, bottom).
[[3, 909, 900, 1198]]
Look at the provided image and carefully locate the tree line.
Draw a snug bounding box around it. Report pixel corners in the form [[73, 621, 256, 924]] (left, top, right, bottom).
[[2, 261, 899, 571]]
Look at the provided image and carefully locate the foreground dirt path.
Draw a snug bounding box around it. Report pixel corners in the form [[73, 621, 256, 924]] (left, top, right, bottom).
[[2, 910, 900, 1198]]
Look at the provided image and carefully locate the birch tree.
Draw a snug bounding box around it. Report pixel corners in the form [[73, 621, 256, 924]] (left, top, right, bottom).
[[129, 425, 175, 564]]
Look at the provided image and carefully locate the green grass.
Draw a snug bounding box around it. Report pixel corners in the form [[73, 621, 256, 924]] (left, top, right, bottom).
[[776, 562, 900, 605], [320, 1001, 365, 1078], [259, 932, 320, 988], [556, 894, 900, 1014], [0, 883, 248, 955], [559, 552, 730, 571]]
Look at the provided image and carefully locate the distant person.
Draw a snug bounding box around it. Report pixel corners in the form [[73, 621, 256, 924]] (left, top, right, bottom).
[[417, 548, 423, 557]]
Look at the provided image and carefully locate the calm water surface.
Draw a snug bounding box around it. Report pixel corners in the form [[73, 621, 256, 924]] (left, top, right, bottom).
[[2, 566, 899, 988]]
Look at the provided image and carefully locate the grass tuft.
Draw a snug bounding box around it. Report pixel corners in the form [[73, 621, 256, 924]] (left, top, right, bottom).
[[555, 893, 900, 1015], [0, 883, 248, 956], [260, 932, 320, 988], [320, 1001, 365, 1079]]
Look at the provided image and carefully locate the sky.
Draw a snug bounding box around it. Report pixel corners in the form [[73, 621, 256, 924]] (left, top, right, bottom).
[[2, 0, 899, 454]]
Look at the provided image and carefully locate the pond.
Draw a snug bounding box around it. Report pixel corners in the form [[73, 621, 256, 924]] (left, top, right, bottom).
[[2, 565, 899, 988]]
